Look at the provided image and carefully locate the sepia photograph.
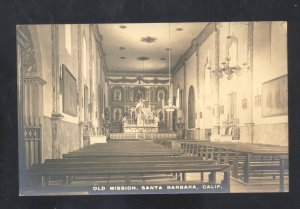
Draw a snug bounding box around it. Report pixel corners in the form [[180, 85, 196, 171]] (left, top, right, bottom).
[[17, 22, 288, 196]]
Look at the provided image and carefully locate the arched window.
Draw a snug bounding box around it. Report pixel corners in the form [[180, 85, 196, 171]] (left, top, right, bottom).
[[188, 86, 195, 129]]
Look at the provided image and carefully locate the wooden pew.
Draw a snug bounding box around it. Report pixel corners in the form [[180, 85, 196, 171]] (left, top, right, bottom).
[[27, 157, 231, 192], [63, 141, 183, 158], [180, 141, 289, 191]]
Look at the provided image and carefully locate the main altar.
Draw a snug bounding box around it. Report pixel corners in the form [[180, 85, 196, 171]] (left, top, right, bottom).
[[122, 99, 159, 133]]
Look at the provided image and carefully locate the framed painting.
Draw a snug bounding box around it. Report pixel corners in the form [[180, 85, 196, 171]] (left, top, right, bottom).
[[262, 75, 288, 117], [62, 64, 77, 116]]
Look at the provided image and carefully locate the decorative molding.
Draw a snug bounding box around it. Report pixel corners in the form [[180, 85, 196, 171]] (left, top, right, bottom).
[[107, 70, 169, 77], [91, 24, 108, 73], [17, 26, 31, 48], [24, 76, 47, 86], [106, 76, 169, 85], [172, 23, 217, 75], [17, 25, 38, 76]]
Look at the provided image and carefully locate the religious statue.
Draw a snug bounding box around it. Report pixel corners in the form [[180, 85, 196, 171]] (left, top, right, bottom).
[[159, 111, 163, 121], [154, 116, 160, 125], [122, 99, 159, 133], [122, 116, 128, 125], [135, 99, 144, 125], [104, 107, 110, 121], [114, 89, 121, 101], [115, 109, 120, 121]]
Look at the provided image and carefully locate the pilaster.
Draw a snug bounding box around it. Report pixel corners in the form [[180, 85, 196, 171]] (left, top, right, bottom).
[[244, 22, 254, 143], [211, 24, 221, 140], [51, 24, 64, 159]]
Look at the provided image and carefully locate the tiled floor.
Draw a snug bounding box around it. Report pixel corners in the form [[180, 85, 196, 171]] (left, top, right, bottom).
[[185, 172, 289, 193]]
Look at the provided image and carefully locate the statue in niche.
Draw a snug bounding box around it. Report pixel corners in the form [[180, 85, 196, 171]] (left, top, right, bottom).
[[104, 107, 110, 121], [159, 111, 163, 122], [115, 109, 120, 121], [129, 90, 134, 101], [136, 99, 144, 125], [154, 115, 160, 125], [114, 89, 121, 101], [136, 89, 144, 101], [137, 89, 141, 100], [157, 90, 165, 102], [122, 116, 128, 125], [132, 111, 136, 123]]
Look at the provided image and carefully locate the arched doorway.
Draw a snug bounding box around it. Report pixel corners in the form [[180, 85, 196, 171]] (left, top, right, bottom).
[[188, 86, 195, 129]]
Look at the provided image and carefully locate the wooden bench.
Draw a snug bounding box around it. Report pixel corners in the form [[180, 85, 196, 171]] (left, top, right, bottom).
[[179, 141, 289, 191], [63, 141, 184, 158], [27, 157, 231, 192]]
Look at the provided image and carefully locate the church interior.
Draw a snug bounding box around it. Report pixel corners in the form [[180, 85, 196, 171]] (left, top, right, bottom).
[[17, 22, 288, 195]]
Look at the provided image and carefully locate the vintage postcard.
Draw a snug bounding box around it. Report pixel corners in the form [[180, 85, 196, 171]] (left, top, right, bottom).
[[17, 22, 288, 196]]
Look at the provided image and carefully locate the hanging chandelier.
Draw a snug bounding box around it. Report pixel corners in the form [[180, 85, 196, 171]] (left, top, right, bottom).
[[163, 23, 176, 112], [212, 22, 248, 80]]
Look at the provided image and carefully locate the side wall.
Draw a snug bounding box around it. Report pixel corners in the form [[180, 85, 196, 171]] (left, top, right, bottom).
[[172, 22, 288, 145], [32, 24, 108, 161]]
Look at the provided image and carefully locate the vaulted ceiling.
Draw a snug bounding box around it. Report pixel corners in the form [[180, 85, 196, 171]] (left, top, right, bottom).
[[98, 23, 208, 74]]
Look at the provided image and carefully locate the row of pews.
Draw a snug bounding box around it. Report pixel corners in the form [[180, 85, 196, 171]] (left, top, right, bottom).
[[155, 139, 288, 192], [26, 140, 231, 193]]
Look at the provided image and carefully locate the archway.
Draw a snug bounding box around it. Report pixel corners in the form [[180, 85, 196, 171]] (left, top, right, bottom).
[[188, 86, 195, 129]]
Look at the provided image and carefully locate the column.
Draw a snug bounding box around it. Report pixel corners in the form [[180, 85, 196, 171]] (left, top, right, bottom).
[[183, 60, 187, 138], [245, 22, 254, 143], [77, 24, 85, 148], [211, 24, 221, 141], [51, 24, 64, 159], [196, 44, 201, 140], [169, 82, 173, 132]]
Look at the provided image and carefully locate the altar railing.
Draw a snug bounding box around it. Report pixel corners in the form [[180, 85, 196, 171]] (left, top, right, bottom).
[[110, 132, 178, 140]]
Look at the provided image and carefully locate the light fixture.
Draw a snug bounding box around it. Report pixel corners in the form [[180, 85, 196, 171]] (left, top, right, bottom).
[[119, 25, 127, 29], [141, 36, 157, 43], [163, 23, 176, 112], [212, 22, 248, 80]]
